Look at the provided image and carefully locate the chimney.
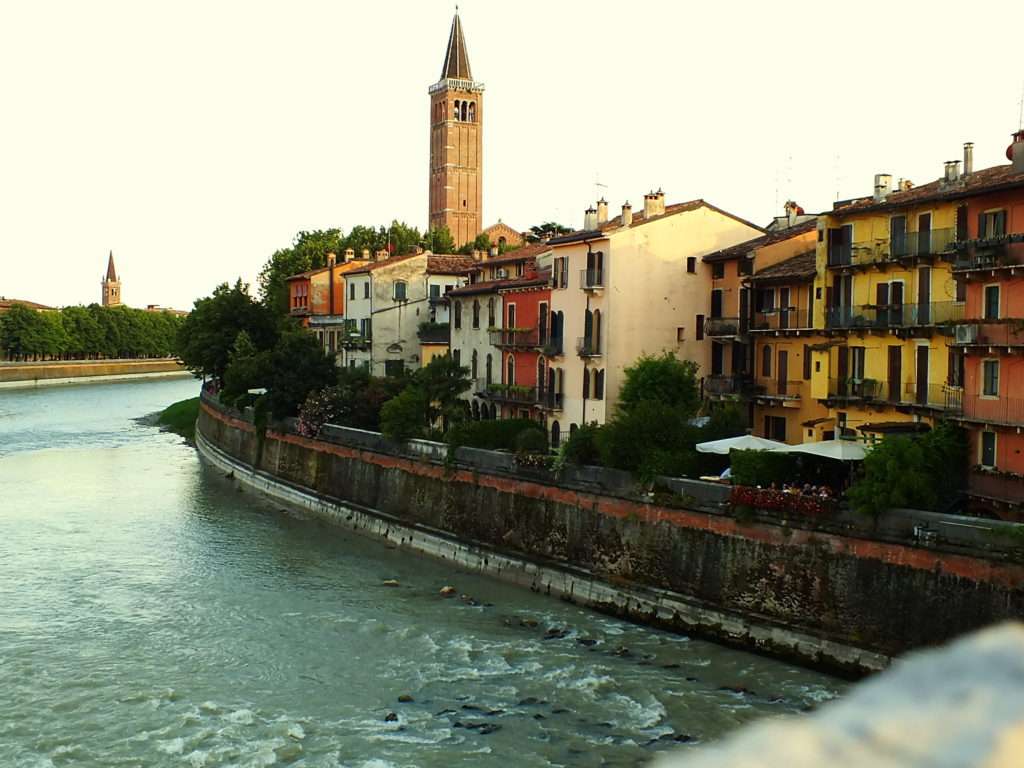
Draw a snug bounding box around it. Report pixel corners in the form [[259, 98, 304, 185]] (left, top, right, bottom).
[[361, 248, 371, 260], [375, 249, 389, 260], [596, 198, 609, 225], [621, 201, 632, 228], [584, 206, 598, 231], [944, 161, 961, 183], [873, 173, 893, 202], [900, 179, 914, 192], [344, 248, 355, 262], [963, 142, 974, 175], [1008, 130, 1024, 174], [642, 190, 665, 219], [489, 244, 499, 257], [326, 252, 337, 267]]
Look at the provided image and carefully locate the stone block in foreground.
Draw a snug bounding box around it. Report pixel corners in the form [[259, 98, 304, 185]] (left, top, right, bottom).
[[655, 622, 1024, 768]]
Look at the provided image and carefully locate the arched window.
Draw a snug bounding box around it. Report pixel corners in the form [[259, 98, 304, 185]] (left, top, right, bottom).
[[454, 300, 462, 329], [551, 420, 561, 449], [471, 349, 478, 379], [594, 369, 605, 400], [461, 101, 468, 121], [472, 299, 480, 329], [537, 357, 546, 391], [485, 353, 493, 386], [506, 354, 515, 387], [468, 101, 476, 122], [489, 403, 497, 420], [582, 368, 591, 398], [762, 344, 772, 377], [472, 400, 480, 420], [453, 99, 461, 121], [592, 309, 602, 352], [487, 297, 495, 327], [498, 236, 507, 248], [570, 423, 579, 436]]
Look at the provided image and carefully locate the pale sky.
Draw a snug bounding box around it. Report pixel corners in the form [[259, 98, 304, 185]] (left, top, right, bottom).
[[1, 0, 1021, 310]]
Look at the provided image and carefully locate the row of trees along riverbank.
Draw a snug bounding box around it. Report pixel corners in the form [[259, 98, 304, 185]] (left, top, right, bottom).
[[0, 303, 183, 362]]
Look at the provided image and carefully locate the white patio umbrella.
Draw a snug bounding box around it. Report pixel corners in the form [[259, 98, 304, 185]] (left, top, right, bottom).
[[695, 435, 788, 455], [772, 439, 868, 461]]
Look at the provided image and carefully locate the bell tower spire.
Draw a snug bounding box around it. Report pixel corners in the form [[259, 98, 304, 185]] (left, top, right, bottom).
[[428, 9, 484, 248], [102, 250, 122, 307]]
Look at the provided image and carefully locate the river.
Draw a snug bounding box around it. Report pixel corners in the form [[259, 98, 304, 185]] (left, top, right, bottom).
[[0, 378, 843, 767]]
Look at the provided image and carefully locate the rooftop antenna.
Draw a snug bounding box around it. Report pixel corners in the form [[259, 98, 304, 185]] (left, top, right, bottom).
[[594, 174, 607, 203]]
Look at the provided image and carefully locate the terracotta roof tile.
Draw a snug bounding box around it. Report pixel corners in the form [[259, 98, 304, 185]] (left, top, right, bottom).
[[474, 243, 551, 268], [426, 254, 479, 275], [746, 250, 817, 283], [703, 219, 818, 263], [828, 163, 1024, 217], [0, 298, 55, 311]]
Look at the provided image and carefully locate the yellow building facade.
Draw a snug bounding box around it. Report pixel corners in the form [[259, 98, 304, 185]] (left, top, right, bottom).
[[812, 178, 964, 440]]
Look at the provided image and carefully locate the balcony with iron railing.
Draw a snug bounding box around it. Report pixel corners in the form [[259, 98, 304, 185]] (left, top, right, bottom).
[[539, 336, 564, 357], [480, 383, 538, 405], [957, 395, 1024, 426], [704, 316, 742, 337], [825, 301, 964, 330], [580, 269, 604, 291], [753, 379, 806, 401], [966, 469, 1024, 508], [828, 377, 882, 400], [490, 328, 540, 348], [537, 389, 564, 411], [828, 228, 956, 268], [951, 322, 1024, 348], [576, 336, 602, 357], [952, 234, 1024, 272], [750, 306, 813, 332], [704, 374, 753, 396]]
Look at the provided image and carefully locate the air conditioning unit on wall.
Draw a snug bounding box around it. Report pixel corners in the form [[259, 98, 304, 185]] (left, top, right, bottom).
[[496, 268, 508, 279], [954, 324, 978, 344]]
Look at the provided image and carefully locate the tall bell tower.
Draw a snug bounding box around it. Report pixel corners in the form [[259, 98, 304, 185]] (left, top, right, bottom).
[[428, 10, 483, 248], [101, 250, 122, 307]]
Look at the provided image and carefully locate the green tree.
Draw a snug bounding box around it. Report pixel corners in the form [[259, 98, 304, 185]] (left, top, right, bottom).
[[472, 233, 491, 251], [386, 220, 422, 256], [411, 354, 471, 428], [221, 330, 272, 404], [0, 304, 47, 359], [848, 422, 967, 517], [258, 229, 345, 315], [380, 386, 430, 441], [263, 329, 338, 418], [343, 225, 385, 257], [525, 222, 571, 243], [423, 226, 456, 254], [617, 353, 701, 416], [598, 400, 695, 478], [176, 281, 278, 382]]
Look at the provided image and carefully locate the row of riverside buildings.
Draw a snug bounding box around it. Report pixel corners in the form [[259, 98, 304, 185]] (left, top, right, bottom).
[[287, 131, 1024, 521], [283, 11, 1024, 520]]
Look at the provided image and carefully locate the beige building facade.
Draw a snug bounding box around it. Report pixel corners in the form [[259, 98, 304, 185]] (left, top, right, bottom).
[[545, 194, 764, 434]]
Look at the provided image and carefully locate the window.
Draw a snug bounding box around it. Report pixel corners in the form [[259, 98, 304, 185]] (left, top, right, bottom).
[[890, 215, 908, 257], [803, 344, 812, 380], [686, 257, 696, 274], [849, 346, 866, 380], [394, 281, 407, 301], [360, 318, 372, 339], [454, 301, 462, 329], [582, 369, 591, 398], [592, 309, 602, 352], [363, 282, 370, 299], [712, 342, 725, 375], [487, 297, 495, 327], [485, 353, 493, 385], [955, 277, 967, 303], [429, 284, 440, 298], [712, 262, 725, 279], [349, 282, 355, 300], [983, 359, 1000, 397], [984, 285, 1000, 320], [764, 416, 787, 442], [385, 360, 405, 377], [738, 258, 752, 276], [756, 288, 775, 312], [551, 421, 560, 449], [676, 327, 686, 342], [506, 355, 515, 386], [471, 350, 478, 379], [978, 210, 1008, 238], [710, 289, 724, 318], [452, 349, 461, 366], [948, 347, 965, 387], [594, 369, 605, 400], [472, 300, 480, 329], [762, 345, 772, 377], [981, 431, 997, 469], [695, 314, 704, 341]]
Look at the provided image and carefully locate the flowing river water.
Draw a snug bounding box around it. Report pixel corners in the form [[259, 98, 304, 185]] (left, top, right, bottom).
[[0, 378, 843, 767]]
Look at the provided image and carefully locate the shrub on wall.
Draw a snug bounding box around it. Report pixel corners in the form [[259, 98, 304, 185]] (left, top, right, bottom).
[[730, 449, 799, 488], [447, 418, 544, 451], [562, 423, 604, 466]]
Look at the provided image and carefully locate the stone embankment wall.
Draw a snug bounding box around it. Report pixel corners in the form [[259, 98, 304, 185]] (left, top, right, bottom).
[[197, 392, 1024, 677], [0, 358, 186, 387]]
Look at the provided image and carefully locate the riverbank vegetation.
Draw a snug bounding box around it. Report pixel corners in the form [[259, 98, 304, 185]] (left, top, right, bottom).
[[158, 397, 200, 441], [0, 303, 183, 361]]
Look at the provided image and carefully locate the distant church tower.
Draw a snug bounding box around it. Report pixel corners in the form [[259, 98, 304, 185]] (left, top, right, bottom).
[[428, 10, 483, 248], [101, 251, 122, 307]]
